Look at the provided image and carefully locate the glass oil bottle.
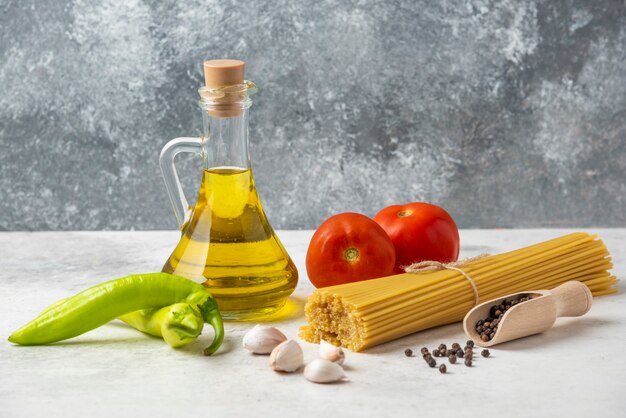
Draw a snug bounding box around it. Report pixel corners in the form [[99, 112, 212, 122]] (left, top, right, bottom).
[[159, 59, 298, 320]]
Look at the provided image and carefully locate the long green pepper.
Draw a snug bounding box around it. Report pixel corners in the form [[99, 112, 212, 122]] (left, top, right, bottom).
[[8, 273, 224, 355], [33, 297, 206, 349], [119, 303, 205, 348]]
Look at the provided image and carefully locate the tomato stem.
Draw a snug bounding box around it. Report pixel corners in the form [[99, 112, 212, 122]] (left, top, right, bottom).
[[344, 247, 359, 263]]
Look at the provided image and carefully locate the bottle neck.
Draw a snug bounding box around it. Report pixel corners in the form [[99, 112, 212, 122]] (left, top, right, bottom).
[[201, 108, 250, 171]]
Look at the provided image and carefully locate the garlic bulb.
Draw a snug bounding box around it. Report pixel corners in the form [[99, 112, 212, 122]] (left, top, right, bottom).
[[269, 340, 304, 372], [242, 325, 287, 354], [304, 359, 348, 383], [319, 340, 345, 365]]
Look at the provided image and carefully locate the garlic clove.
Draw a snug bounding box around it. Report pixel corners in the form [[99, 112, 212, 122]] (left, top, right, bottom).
[[304, 359, 348, 383], [269, 340, 304, 372], [319, 339, 345, 365], [242, 325, 287, 354]]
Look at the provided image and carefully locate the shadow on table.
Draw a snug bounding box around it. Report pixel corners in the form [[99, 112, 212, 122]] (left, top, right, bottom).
[[491, 316, 617, 351], [348, 316, 616, 356], [7, 331, 149, 347], [246, 296, 306, 323], [104, 321, 235, 357], [361, 322, 466, 356]]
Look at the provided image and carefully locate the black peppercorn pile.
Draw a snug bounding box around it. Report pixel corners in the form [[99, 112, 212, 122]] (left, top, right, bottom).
[[407, 340, 491, 374], [475, 294, 533, 342]]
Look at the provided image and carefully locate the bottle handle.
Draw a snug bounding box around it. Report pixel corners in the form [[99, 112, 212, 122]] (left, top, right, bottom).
[[159, 137, 203, 228]]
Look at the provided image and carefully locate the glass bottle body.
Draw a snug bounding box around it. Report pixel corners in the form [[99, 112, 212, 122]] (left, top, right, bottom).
[[160, 84, 298, 319]]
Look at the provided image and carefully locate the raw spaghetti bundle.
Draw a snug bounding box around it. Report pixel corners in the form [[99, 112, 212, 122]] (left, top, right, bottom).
[[300, 232, 617, 351]]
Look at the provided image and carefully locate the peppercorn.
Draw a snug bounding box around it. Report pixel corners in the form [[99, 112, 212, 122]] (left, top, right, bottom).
[[456, 349, 464, 358], [439, 364, 447, 374], [428, 358, 436, 368], [481, 349, 490, 358], [464, 351, 472, 360], [464, 358, 472, 367], [420, 347, 429, 355], [446, 348, 455, 357], [422, 354, 433, 366], [448, 354, 456, 364], [438, 343, 447, 353], [466, 340, 474, 348], [433, 348, 441, 357], [475, 294, 536, 345], [451, 343, 460, 350], [404, 348, 413, 357]]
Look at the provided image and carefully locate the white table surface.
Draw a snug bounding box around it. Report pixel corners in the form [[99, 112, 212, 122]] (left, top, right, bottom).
[[1, 229, 624, 418]]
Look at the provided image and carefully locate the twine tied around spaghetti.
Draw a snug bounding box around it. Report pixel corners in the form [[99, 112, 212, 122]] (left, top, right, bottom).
[[403, 254, 491, 306]]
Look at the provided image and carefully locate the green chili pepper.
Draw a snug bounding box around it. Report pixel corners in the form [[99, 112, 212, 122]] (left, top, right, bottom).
[[8, 273, 224, 355], [119, 303, 205, 348], [35, 297, 206, 349]]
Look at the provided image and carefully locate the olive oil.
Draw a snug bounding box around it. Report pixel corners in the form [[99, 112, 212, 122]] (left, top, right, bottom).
[[162, 167, 298, 319]]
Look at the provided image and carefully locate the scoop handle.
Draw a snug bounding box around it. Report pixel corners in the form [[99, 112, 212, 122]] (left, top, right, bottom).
[[551, 281, 593, 317]]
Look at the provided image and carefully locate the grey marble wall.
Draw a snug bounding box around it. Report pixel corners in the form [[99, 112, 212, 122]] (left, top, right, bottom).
[[0, 0, 625, 231]]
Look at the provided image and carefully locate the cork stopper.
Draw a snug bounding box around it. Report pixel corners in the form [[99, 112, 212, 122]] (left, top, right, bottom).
[[203, 59, 245, 88], [202, 59, 246, 117]]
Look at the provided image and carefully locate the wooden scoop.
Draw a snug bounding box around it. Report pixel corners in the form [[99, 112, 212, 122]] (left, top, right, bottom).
[[463, 281, 593, 347]]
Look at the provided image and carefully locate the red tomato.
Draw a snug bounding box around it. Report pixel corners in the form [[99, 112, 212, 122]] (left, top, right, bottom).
[[306, 212, 396, 288], [374, 202, 459, 274]]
